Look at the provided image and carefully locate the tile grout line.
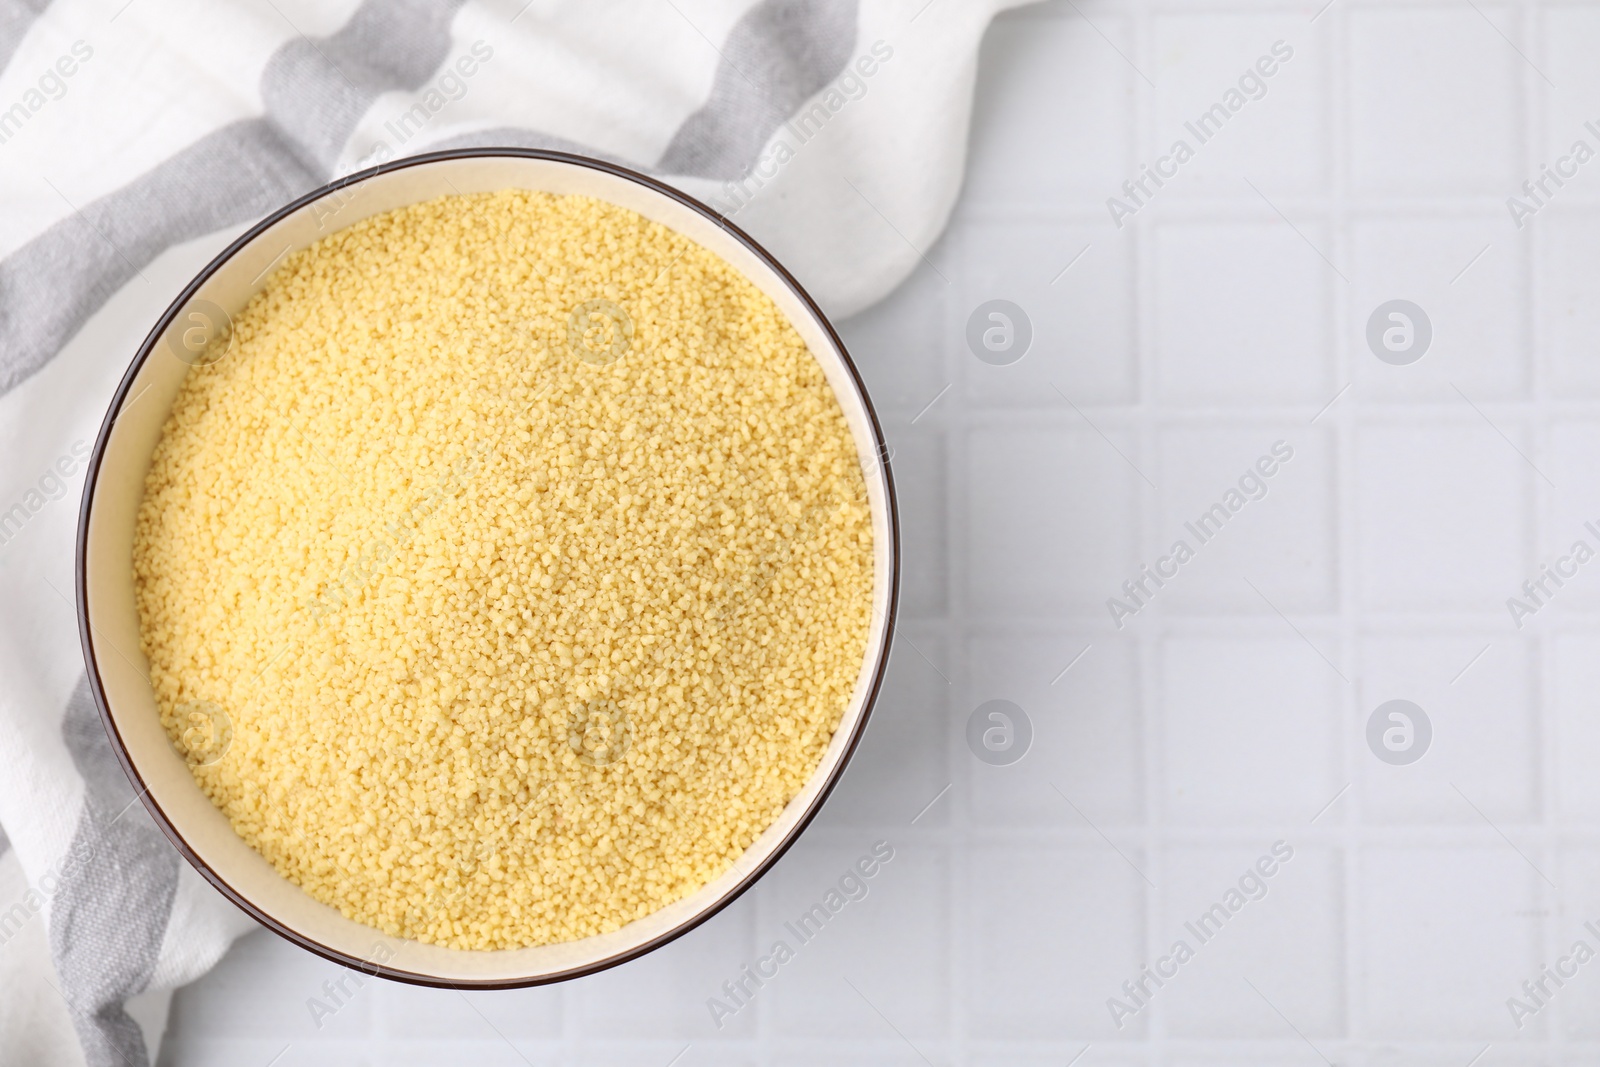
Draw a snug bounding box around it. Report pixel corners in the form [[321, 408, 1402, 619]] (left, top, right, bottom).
[[1324, 0, 1361, 1049], [1525, 0, 1563, 1049], [1305, 0, 1356, 1049], [945, 213, 971, 1067], [1130, 0, 1168, 1057]]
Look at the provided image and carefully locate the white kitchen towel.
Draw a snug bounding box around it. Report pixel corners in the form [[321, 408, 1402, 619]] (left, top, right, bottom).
[[0, 0, 1023, 1063]]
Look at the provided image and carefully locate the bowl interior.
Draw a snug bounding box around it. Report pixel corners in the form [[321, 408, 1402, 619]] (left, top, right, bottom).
[[80, 153, 896, 985]]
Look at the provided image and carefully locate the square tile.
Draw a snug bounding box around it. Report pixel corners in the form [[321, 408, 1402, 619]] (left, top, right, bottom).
[[836, 258, 950, 413], [1357, 635, 1538, 823], [1548, 424, 1600, 615], [1554, 847, 1600, 1039], [965, 9, 1134, 208], [1552, 633, 1600, 820], [1154, 221, 1332, 404], [1151, 14, 1325, 193], [1160, 844, 1343, 1039], [1539, 209, 1600, 396], [959, 221, 1135, 406], [1160, 633, 1343, 825], [1359, 847, 1542, 1039], [966, 631, 1142, 825], [1348, 7, 1520, 194], [1350, 217, 1528, 401], [1355, 421, 1530, 610], [817, 630, 950, 828], [166, 930, 373, 1041], [572, 893, 755, 1039], [1543, 8, 1600, 163], [966, 842, 1148, 1039], [965, 424, 1142, 616], [378, 981, 563, 1042], [1153, 425, 1336, 615], [768, 841, 947, 1039]]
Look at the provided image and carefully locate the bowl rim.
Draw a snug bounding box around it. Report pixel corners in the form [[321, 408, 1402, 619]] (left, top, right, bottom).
[[74, 146, 901, 988]]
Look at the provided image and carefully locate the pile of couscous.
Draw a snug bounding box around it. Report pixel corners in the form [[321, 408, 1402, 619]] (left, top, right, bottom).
[[132, 190, 874, 950]]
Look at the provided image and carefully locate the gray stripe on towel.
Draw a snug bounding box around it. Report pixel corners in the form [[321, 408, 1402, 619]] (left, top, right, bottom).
[[656, 0, 858, 180], [48, 676, 178, 1067], [0, 0, 468, 396], [0, 0, 52, 80]]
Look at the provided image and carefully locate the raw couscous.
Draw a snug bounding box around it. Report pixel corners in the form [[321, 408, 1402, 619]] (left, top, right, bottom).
[[132, 189, 874, 950]]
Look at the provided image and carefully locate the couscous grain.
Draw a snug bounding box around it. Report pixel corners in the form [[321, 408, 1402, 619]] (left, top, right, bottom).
[[132, 190, 874, 950]]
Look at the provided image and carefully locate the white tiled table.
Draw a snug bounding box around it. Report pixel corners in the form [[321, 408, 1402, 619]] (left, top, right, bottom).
[[160, 1, 1600, 1063]]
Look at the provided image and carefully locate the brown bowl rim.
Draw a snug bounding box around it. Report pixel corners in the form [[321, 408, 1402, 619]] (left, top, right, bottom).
[[74, 146, 901, 989]]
